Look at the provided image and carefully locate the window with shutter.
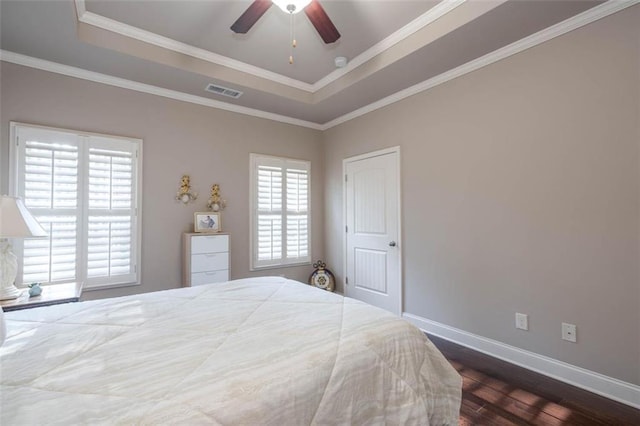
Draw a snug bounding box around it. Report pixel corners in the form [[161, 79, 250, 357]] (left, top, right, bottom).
[[10, 122, 142, 289], [250, 154, 310, 270]]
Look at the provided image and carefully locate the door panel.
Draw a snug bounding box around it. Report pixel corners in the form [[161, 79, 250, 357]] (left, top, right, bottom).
[[354, 248, 387, 294], [345, 149, 400, 315], [353, 168, 386, 234]]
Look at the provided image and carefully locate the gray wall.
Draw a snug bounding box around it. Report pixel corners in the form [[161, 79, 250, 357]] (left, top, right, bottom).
[[323, 6, 639, 385], [0, 62, 324, 300]]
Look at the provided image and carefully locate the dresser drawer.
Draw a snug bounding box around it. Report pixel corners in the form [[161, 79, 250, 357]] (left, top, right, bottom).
[[191, 269, 229, 286], [191, 234, 229, 254], [191, 252, 229, 273]]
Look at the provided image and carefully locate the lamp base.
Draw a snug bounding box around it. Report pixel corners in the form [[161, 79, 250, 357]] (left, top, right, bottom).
[[0, 285, 21, 300], [1, 240, 20, 301]]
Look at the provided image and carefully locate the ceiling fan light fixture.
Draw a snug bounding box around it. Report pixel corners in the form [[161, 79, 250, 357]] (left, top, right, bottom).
[[272, 0, 312, 14], [231, 0, 340, 44]]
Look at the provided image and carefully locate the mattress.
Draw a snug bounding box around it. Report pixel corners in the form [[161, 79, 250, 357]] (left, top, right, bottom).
[[1, 277, 461, 425]]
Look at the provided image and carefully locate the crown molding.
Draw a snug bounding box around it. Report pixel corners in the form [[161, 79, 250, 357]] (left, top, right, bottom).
[[73, 0, 465, 94], [320, 0, 640, 130], [310, 0, 466, 91], [74, 3, 315, 93], [74, 0, 86, 16], [0, 50, 323, 131]]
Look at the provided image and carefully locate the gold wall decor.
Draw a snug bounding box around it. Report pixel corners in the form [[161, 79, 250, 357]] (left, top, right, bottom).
[[176, 174, 198, 204], [207, 184, 227, 212]]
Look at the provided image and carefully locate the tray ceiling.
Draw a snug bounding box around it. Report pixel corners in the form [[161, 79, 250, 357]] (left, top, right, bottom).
[[0, 0, 614, 128]]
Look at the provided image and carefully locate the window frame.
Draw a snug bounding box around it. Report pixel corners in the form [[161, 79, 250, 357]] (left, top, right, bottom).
[[249, 153, 311, 271], [9, 122, 143, 290]]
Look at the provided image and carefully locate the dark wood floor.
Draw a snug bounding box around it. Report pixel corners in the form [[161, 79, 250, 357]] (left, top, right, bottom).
[[427, 334, 640, 426]]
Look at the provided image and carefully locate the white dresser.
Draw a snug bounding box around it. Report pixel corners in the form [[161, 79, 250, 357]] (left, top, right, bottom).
[[183, 233, 230, 286]]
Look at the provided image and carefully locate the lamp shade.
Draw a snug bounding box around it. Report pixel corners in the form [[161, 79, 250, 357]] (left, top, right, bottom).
[[0, 195, 47, 238]]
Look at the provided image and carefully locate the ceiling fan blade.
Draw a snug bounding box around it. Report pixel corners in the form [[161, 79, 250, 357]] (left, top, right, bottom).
[[304, 1, 340, 44], [231, 0, 272, 34]]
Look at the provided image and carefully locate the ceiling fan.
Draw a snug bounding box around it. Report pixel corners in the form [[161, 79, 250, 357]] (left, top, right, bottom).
[[231, 0, 341, 44]]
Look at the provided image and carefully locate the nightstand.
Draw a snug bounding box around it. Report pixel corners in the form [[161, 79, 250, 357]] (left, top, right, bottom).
[[0, 282, 84, 312]]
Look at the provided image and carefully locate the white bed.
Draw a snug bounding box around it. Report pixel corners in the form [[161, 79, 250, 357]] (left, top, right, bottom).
[[1, 277, 461, 425]]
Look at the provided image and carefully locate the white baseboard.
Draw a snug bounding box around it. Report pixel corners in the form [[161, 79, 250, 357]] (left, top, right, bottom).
[[403, 312, 640, 409]]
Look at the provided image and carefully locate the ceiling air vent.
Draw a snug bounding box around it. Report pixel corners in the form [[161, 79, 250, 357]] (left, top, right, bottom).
[[205, 83, 243, 99]]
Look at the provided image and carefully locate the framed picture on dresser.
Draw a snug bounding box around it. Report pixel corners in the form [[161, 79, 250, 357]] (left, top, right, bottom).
[[194, 212, 221, 233]]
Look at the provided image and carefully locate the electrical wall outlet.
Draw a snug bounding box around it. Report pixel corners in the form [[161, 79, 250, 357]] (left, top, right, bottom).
[[562, 323, 577, 342], [515, 313, 528, 330]]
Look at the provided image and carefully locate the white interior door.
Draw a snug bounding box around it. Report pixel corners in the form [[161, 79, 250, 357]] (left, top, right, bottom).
[[344, 148, 400, 315]]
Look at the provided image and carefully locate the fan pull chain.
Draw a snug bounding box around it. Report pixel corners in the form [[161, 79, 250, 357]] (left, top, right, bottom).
[[289, 12, 296, 64]]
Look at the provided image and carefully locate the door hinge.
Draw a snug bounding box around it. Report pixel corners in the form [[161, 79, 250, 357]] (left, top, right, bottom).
[[345, 225, 348, 233], [345, 174, 348, 182], [345, 277, 349, 285]]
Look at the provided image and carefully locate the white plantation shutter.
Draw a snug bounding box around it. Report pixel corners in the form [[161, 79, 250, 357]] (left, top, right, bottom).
[[251, 154, 310, 269], [286, 167, 309, 260], [23, 216, 78, 283], [258, 214, 282, 262], [22, 140, 78, 210], [17, 128, 80, 284], [11, 123, 141, 289], [257, 165, 282, 262], [87, 216, 132, 278], [85, 139, 137, 286]]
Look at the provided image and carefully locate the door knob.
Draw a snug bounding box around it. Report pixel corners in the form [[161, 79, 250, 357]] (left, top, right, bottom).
[[389, 241, 396, 247]]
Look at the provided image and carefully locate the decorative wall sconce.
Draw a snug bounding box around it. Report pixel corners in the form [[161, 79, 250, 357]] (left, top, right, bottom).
[[176, 175, 198, 204], [207, 184, 227, 212]]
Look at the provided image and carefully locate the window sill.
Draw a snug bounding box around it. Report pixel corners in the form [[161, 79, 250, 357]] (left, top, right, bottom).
[[250, 262, 311, 272], [84, 281, 141, 292]]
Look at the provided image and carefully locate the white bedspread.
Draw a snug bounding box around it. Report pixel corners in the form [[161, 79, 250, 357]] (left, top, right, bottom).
[[1, 277, 461, 425]]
